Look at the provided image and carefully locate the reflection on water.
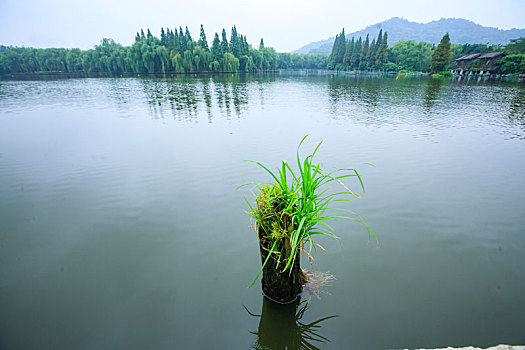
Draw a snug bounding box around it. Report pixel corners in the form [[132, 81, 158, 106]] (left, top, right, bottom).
[[245, 298, 338, 350], [328, 76, 383, 107], [1, 74, 525, 349], [2, 74, 524, 139], [142, 78, 200, 121], [423, 78, 443, 111], [326, 76, 384, 119], [508, 86, 525, 139], [138, 74, 274, 121]]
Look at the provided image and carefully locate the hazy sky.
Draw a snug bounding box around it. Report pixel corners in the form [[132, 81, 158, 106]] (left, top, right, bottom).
[[0, 0, 523, 52]]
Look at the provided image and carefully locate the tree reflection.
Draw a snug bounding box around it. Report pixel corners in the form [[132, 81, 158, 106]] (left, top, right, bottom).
[[141, 77, 200, 120], [508, 86, 525, 139], [201, 80, 213, 122], [509, 86, 525, 118], [423, 78, 443, 111], [139, 75, 263, 121], [245, 297, 338, 350], [327, 75, 383, 116]]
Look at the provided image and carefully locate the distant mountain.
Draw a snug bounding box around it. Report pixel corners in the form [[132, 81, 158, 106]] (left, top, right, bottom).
[[292, 17, 525, 54]]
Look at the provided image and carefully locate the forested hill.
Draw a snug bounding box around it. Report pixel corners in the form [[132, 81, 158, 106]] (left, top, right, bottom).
[[294, 17, 525, 54]]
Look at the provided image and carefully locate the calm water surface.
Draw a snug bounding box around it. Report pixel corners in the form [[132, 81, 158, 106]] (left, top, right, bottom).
[[1, 74, 524, 349]]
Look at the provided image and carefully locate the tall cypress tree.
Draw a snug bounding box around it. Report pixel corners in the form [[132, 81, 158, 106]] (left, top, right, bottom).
[[367, 38, 376, 67], [373, 30, 383, 68], [329, 28, 346, 67], [360, 34, 369, 69], [343, 37, 354, 68], [184, 27, 193, 48], [377, 32, 388, 67], [211, 32, 222, 61], [199, 24, 209, 51], [376, 30, 383, 50], [173, 29, 180, 52], [336, 29, 346, 65], [179, 27, 186, 52], [431, 33, 451, 73], [221, 29, 230, 53], [165, 29, 171, 47], [160, 28, 166, 46], [329, 33, 339, 67], [168, 29, 175, 50], [230, 25, 239, 57], [375, 32, 385, 67], [350, 37, 362, 69], [239, 35, 248, 55], [259, 38, 264, 49]]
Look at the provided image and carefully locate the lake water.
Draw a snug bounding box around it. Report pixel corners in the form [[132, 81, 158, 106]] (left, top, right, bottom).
[[0, 73, 524, 349]]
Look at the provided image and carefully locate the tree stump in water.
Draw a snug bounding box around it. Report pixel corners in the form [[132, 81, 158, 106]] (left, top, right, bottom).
[[258, 226, 303, 303]]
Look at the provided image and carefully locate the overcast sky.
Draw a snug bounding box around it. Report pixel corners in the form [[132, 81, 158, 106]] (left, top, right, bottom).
[[0, 0, 523, 52]]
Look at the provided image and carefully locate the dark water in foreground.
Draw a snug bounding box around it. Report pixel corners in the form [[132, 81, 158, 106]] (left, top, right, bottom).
[[0, 74, 524, 349]]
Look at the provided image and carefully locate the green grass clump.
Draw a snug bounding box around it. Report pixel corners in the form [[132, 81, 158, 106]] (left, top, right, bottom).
[[431, 71, 452, 78], [242, 135, 376, 287]]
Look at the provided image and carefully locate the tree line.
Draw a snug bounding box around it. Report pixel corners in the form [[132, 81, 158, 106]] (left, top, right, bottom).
[[328, 29, 389, 71], [327, 29, 525, 75], [1, 25, 524, 75], [0, 25, 328, 75]]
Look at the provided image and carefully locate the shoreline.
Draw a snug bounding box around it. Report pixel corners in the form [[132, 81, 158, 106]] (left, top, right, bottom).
[[416, 346, 525, 350]]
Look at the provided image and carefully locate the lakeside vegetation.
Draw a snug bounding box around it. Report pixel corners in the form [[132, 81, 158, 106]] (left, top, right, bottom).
[[327, 29, 389, 71], [0, 26, 327, 75], [327, 28, 525, 75], [0, 25, 524, 75], [295, 17, 525, 55]]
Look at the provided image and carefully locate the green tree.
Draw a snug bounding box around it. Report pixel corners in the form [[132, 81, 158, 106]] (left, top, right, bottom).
[[239, 35, 249, 56], [211, 32, 222, 62], [221, 29, 230, 54], [160, 28, 166, 46], [193, 45, 211, 71], [65, 48, 83, 72], [450, 44, 463, 60], [0, 24, 332, 75], [350, 37, 362, 69], [178, 27, 187, 52], [431, 33, 451, 73], [329, 28, 346, 68], [390, 40, 433, 72], [505, 37, 525, 55], [461, 43, 495, 55], [343, 37, 354, 68], [222, 52, 239, 72], [366, 38, 376, 68], [359, 34, 369, 70], [370, 30, 385, 69], [375, 32, 388, 68], [199, 24, 209, 51], [230, 25, 239, 57], [493, 54, 525, 74], [185, 27, 194, 51]]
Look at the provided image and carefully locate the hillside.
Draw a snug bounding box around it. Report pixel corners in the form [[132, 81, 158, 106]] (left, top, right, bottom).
[[293, 17, 525, 54]]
